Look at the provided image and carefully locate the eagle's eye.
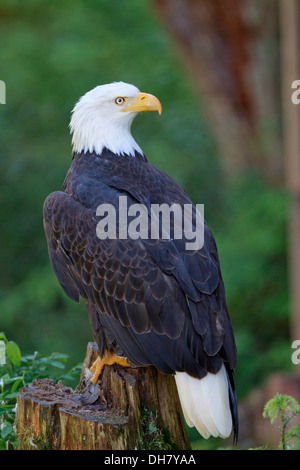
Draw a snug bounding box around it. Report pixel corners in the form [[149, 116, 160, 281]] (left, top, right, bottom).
[[115, 97, 125, 105]]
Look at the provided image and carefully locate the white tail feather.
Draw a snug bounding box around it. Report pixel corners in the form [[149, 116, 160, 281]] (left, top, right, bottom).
[[175, 364, 232, 439]]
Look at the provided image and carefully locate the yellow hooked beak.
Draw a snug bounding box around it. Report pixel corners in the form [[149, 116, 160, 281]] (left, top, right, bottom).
[[122, 92, 162, 115]]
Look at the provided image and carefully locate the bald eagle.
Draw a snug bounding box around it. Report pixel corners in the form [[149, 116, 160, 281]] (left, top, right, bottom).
[[43, 82, 238, 441]]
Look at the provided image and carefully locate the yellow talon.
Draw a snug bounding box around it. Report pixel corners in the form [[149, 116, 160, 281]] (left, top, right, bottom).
[[90, 351, 131, 385]]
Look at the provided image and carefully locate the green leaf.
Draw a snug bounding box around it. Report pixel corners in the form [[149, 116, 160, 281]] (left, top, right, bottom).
[[286, 424, 300, 440], [10, 377, 24, 393], [262, 393, 298, 423], [50, 361, 65, 369], [5, 341, 21, 368], [51, 353, 69, 360], [0, 332, 7, 343], [1, 423, 13, 439], [0, 374, 10, 385]]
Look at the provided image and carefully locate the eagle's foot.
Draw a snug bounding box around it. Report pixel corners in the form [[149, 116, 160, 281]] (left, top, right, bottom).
[[89, 351, 131, 385], [80, 370, 101, 405]]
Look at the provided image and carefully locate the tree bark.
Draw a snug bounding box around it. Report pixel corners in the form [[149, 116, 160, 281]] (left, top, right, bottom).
[[15, 342, 191, 450], [279, 0, 300, 353], [153, 0, 283, 181]]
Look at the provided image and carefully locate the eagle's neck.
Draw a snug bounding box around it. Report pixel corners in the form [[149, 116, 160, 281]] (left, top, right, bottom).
[[70, 112, 143, 157]]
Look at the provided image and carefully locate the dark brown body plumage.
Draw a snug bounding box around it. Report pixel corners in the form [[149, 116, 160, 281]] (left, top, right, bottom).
[[43, 148, 238, 437]]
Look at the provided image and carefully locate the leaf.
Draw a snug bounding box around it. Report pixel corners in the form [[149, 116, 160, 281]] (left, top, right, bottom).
[[262, 393, 299, 423], [1, 423, 13, 439], [0, 374, 10, 385], [51, 353, 69, 362], [0, 332, 7, 342], [5, 341, 21, 368], [50, 361, 65, 369], [10, 377, 24, 393], [0, 340, 5, 365], [4, 391, 19, 400], [286, 424, 300, 437]]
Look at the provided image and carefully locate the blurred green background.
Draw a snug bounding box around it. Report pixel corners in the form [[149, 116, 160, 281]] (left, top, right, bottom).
[[0, 0, 294, 449]]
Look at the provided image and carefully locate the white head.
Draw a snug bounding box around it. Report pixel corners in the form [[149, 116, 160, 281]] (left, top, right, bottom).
[[69, 81, 162, 157]]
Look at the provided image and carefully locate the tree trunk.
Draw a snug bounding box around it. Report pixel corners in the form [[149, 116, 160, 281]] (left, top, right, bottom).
[[14, 342, 191, 450], [153, 0, 283, 181], [279, 0, 300, 354]]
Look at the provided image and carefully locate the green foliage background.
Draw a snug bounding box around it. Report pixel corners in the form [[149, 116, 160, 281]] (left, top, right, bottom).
[[0, 0, 292, 447]]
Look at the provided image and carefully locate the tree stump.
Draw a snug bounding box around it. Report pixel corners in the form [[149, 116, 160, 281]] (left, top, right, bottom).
[[15, 342, 191, 450]]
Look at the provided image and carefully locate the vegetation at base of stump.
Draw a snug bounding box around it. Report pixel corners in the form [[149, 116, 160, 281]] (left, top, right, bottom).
[[139, 406, 174, 450], [0, 333, 81, 450]]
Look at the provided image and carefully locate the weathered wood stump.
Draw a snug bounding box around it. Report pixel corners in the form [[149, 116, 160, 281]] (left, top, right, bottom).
[[15, 342, 191, 450]]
